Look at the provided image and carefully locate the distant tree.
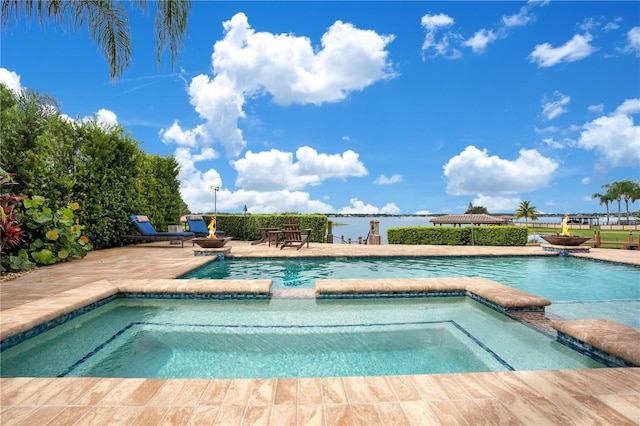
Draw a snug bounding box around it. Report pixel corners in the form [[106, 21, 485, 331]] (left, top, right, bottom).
[[465, 203, 488, 214], [604, 180, 639, 224], [2, 0, 191, 81], [591, 191, 613, 225], [514, 201, 539, 224], [620, 180, 640, 223]]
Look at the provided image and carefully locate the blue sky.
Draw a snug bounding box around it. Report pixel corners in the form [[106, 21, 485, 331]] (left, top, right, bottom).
[[2, 1, 639, 215]]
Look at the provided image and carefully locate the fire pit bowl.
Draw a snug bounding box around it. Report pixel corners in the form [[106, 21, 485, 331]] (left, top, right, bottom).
[[541, 235, 590, 246], [193, 237, 232, 248]]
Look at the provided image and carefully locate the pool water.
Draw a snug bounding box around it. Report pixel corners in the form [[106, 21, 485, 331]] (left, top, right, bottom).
[[180, 256, 640, 328], [0, 297, 603, 379]]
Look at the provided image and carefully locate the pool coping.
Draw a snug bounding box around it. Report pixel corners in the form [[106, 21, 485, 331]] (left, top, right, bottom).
[[2, 276, 637, 368]]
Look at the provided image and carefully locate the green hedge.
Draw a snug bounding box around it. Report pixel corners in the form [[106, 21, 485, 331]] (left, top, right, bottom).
[[0, 85, 186, 251], [387, 226, 528, 246], [198, 214, 328, 243]]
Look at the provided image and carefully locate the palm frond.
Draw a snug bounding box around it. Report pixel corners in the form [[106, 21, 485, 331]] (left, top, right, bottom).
[[78, 1, 131, 80], [155, 0, 190, 68]]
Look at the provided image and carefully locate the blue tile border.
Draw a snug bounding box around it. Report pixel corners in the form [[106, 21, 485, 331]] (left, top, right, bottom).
[[542, 245, 590, 256], [317, 290, 467, 299], [467, 293, 546, 313], [555, 331, 635, 368], [57, 319, 515, 377], [0, 292, 268, 352], [0, 294, 118, 352], [119, 292, 269, 300], [193, 251, 226, 259]]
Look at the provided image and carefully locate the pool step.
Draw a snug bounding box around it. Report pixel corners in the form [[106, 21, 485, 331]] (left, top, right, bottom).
[[552, 319, 640, 367], [315, 276, 552, 313]]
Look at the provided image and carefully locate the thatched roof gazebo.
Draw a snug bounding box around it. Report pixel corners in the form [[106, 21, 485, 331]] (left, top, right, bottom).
[[430, 214, 508, 227]]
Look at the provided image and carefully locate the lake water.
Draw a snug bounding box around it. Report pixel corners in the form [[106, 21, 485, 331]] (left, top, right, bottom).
[[327, 215, 568, 244]]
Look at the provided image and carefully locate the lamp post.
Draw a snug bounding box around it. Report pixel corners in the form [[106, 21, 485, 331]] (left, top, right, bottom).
[[243, 204, 248, 240], [211, 186, 220, 216]]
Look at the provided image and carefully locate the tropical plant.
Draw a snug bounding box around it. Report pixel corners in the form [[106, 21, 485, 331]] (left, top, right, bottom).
[[620, 180, 640, 223], [1, 0, 191, 81], [591, 191, 613, 225], [0, 168, 31, 271], [17, 196, 92, 266], [514, 201, 539, 224]]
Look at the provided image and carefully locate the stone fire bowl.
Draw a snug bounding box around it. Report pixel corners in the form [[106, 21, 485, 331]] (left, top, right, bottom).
[[541, 235, 590, 246], [193, 237, 232, 248]]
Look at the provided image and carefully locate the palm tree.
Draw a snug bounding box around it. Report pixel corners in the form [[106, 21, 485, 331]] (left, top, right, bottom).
[[603, 181, 623, 224], [603, 180, 639, 224], [515, 201, 539, 224], [630, 181, 640, 216], [2, 0, 191, 81], [619, 179, 640, 223], [591, 191, 612, 225]]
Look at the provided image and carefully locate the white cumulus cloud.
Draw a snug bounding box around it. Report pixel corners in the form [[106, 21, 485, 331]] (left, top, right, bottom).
[[463, 29, 497, 53], [575, 99, 640, 168], [94, 109, 118, 127], [160, 121, 209, 148], [615, 98, 640, 116], [244, 190, 335, 214], [623, 26, 640, 56], [163, 12, 395, 159], [529, 34, 597, 67], [232, 147, 367, 191], [338, 198, 400, 214], [443, 145, 559, 196], [0, 68, 22, 93], [472, 195, 522, 213]]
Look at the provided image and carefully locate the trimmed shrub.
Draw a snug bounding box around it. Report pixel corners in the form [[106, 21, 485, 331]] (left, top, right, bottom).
[[199, 214, 328, 243], [387, 226, 527, 246]]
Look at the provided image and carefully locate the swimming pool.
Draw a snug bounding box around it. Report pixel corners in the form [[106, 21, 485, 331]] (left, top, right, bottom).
[[180, 256, 640, 328], [0, 297, 604, 379]]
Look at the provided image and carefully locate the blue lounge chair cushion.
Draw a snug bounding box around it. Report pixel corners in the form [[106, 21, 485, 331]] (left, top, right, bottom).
[[129, 215, 193, 236], [131, 216, 158, 235], [185, 215, 209, 235]]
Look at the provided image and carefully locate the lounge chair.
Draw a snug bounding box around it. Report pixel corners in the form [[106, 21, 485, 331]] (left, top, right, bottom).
[[251, 218, 280, 245], [122, 215, 195, 248], [280, 216, 311, 250], [185, 215, 211, 237]]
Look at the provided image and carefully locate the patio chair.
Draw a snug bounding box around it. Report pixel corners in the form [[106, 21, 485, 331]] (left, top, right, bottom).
[[185, 215, 212, 237], [121, 215, 195, 248], [251, 218, 280, 245], [280, 216, 311, 250]]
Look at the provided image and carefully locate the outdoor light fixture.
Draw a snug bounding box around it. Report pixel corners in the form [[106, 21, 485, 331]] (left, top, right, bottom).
[[243, 204, 248, 239], [211, 186, 220, 215]]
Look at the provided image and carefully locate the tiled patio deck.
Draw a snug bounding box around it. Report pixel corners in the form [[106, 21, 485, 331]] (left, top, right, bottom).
[[1, 241, 639, 425]]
